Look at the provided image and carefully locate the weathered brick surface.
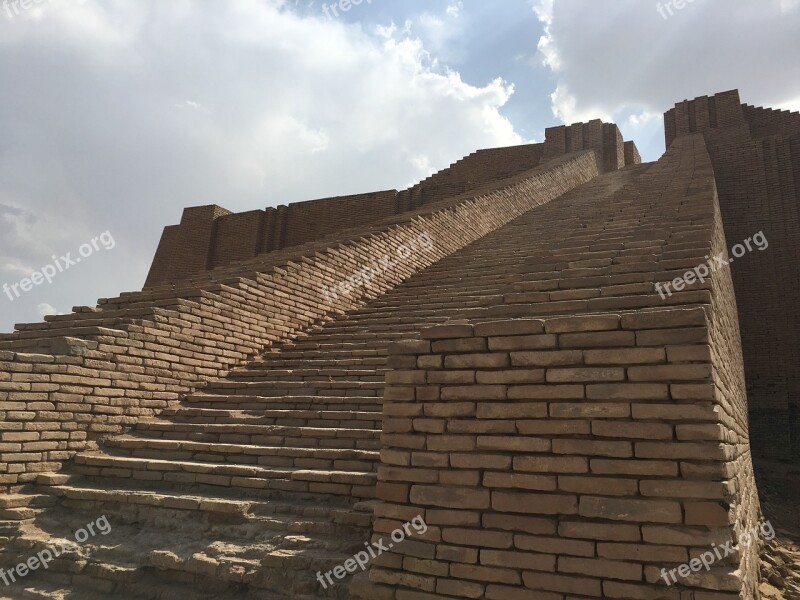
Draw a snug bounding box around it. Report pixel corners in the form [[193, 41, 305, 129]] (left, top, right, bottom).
[[665, 90, 800, 460], [372, 135, 760, 599]]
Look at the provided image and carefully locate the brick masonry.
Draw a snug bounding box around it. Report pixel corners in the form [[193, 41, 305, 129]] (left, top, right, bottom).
[[363, 134, 762, 599], [144, 125, 627, 288], [666, 90, 800, 461], [0, 95, 783, 598]]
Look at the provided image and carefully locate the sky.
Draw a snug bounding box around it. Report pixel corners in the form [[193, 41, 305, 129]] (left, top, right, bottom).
[[0, 0, 798, 332]]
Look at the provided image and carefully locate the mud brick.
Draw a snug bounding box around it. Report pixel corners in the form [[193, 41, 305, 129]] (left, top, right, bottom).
[[509, 385, 584, 400], [514, 455, 588, 474], [558, 520, 640, 542], [492, 491, 578, 515], [476, 436, 550, 453], [521, 571, 602, 596], [482, 513, 557, 536], [552, 439, 633, 458], [488, 335, 558, 351], [547, 367, 625, 383], [442, 528, 513, 549], [558, 475, 638, 496], [545, 314, 620, 333], [560, 331, 635, 348], [636, 327, 708, 346], [410, 485, 490, 509], [591, 420, 673, 440], [591, 458, 679, 477], [584, 347, 666, 365], [437, 578, 485, 599], [477, 402, 547, 419], [483, 472, 557, 491], [587, 383, 669, 400], [444, 354, 510, 369], [474, 320, 545, 337], [514, 534, 594, 557], [442, 385, 506, 401], [559, 556, 642, 581], [485, 584, 562, 600], [476, 369, 545, 385], [603, 581, 681, 600], [550, 402, 631, 419], [481, 549, 556, 572], [579, 496, 682, 523], [510, 350, 583, 367], [628, 364, 711, 381]]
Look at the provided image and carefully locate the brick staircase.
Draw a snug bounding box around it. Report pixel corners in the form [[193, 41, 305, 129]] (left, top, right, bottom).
[[0, 133, 725, 599]]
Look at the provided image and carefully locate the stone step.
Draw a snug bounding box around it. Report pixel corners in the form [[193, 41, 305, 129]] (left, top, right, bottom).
[[181, 394, 383, 411], [104, 436, 380, 471], [134, 420, 381, 444], [159, 406, 382, 425], [71, 453, 377, 498], [200, 380, 384, 394], [36, 481, 373, 534]]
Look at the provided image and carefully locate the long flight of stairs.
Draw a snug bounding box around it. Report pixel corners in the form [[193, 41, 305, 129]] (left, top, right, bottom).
[[0, 136, 715, 599]]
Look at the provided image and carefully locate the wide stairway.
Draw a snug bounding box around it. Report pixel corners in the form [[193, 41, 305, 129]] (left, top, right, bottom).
[[0, 137, 715, 599]]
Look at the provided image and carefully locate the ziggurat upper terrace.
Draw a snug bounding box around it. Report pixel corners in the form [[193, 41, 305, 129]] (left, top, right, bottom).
[[1, 89, 799, 599]]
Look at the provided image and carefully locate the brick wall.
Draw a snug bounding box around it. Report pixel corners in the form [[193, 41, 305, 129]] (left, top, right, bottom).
[[666, 90, 800, 461], [368, 306, 759, 599], [1, 151, 602, 491], [543, 120, 625, 173], [143, 141, 576, 287], [624, 141, 641, 166]]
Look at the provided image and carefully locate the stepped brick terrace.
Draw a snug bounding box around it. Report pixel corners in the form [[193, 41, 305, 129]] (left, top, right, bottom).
[[1, 89, 799, 599]]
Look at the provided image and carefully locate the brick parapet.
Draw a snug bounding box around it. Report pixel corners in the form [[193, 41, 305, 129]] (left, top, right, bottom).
[[369, 306, 757, 599]]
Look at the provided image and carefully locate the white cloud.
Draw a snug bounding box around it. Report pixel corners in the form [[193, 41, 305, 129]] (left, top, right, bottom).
[[37, 303, 62, 319], [532, 0, 800, 158], [0, 0, 524, 331]]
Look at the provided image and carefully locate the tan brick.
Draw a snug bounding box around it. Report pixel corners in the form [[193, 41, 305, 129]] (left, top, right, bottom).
[[492, 491, 578, 515], [410, 486, 490, 509], [558, 520, 640, 542], [482, 513, 557, 536], [442, 528, 513, 549], [628, 364, 711, 382], [514, 455, 588, 474], [579, 496, 682, 523], [477, 403, 547, 419], [514, 534, 594, 557], [552, 439, 632, 458], [559, 556, 642, 581], [587, 383, 669, 400], [591, 420, 673, 440], [521, 571, 601, 596], [510, 350, 583, 367], [560, 331, 635, 348], [547, 367, 624, 383], [480, 549, 555, 572], [474, 320, 545, 337], [483, 472, 556, 491], [584, 347, 666, 365], [444, 354, 509, 369]]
